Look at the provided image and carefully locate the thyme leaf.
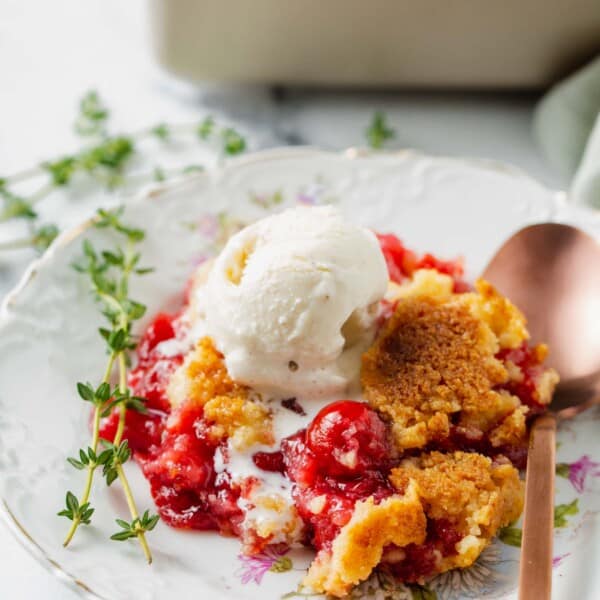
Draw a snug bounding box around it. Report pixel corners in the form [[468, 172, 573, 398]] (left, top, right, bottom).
[[366, 111, 395, 149]]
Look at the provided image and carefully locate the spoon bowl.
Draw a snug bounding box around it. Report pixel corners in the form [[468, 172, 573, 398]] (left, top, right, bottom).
[[483, 223, 600, 403]]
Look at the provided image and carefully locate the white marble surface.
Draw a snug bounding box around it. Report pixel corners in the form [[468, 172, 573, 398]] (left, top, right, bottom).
[[0, 1, 565, 599]]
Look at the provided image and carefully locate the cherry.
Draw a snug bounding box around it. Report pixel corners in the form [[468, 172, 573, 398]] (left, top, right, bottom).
[[496, 342, 547, 413], [385, 518, 462, 581], [429, 518, 462, 555], [376, 233, 418, 283], [99, 408, 165, 455], [281, 431, 319, 486], [376, 233, 469, 292], [306, 400, 390, 477], [136, 312, 177, 363], [252, 450, 285, 474]]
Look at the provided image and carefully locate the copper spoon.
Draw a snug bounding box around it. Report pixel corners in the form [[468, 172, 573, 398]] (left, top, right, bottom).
[[483, 223, 600, 600]]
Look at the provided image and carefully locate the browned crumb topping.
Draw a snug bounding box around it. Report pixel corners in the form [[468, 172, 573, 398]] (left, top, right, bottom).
[[469, 279, 529, 349], [363, 296, 510, 448], [168, 337, 273, 449], [303, 483, 426, 597], [361, 278, 536, 450], [390, 451, 523, 535], [389, 451, 523, 573]]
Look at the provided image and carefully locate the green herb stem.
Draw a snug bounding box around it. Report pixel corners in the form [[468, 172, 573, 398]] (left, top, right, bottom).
[[113, 353, 128, 446], [102, 352, 117, 385], [0, 237, 35, 251], [111, 279, 130, 448], [62, 405, 101, 547], [115, 461, 152, 564], [366, 111, 395, 150], [123, 165, 204, 189], [130, 122, 192, 141], [29, 183, 55, 206], [63, 351, 117, 547], [96, 290, 124, 316], [132, 120, 236, 142], [0, 224, 60, 253], [4, 118, 240, 189], [4, 165, 46, 184], [111, 346, 152, 563], [0, 183, 54, 223]]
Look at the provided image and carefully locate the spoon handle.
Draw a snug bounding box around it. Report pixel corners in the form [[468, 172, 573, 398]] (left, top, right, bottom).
[[518, 413, 556, 600]]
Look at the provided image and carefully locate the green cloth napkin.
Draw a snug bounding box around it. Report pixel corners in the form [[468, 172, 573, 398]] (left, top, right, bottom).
[[534, 56, 600, 209]]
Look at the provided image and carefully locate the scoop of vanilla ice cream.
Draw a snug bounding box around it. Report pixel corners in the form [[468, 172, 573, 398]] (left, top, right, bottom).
[[195, 206, 388, 397]]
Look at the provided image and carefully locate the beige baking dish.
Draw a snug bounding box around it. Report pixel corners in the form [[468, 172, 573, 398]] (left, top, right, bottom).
[[148, 0, 600, 89]]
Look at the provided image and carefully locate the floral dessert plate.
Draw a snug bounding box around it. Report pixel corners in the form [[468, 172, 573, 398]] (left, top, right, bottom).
[[0, 147, 599, 600]]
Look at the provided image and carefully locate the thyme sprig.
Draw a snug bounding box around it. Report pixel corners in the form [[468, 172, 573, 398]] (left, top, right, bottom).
[[365, 111, 395, 149], [0, 90, 247, 252], [0, 224, 59, 252], [75, 91, 110, 137], [59, 206, 157, 563]]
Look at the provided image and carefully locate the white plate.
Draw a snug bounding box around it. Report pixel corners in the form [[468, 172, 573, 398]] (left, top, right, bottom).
[[1, 147, 600, 600]]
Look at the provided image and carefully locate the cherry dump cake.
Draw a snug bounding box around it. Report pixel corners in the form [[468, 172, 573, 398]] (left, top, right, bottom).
[[99, 206, 558, 597]]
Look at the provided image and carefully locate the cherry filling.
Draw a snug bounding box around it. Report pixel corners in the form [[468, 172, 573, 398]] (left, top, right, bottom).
[[141, 401, 243, 534], [384, 518, 463, 582], [377, 233, 469, 292], [98, 311, 244, 533], [496, 342, 548, 416], [99, 312, 182, 456], [279, 403, 465, 566], [281, 401, 395, 551], [377, 233, 419, 284], [307, 400, 391, 476], [252, 450, 285, 474]]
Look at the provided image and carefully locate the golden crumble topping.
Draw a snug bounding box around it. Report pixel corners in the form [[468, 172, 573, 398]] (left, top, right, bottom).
[[466, 279, 529, 350], [389, 451, 523, 572], [306, 451, 523, 596], [488, 406, 528, 448], [304, 483, 426, 597], [385, 268, 454, 303], [204, 394, 273, 449], [242, 493, 303, 548], [167, 337, 244, 407], [390, 452, 523, 535], [362, 275, 535, 450], [167, 337, 273, 450]]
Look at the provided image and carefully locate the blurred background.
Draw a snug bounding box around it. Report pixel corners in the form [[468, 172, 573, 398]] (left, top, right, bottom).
[[1, 1, 599, 597]]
